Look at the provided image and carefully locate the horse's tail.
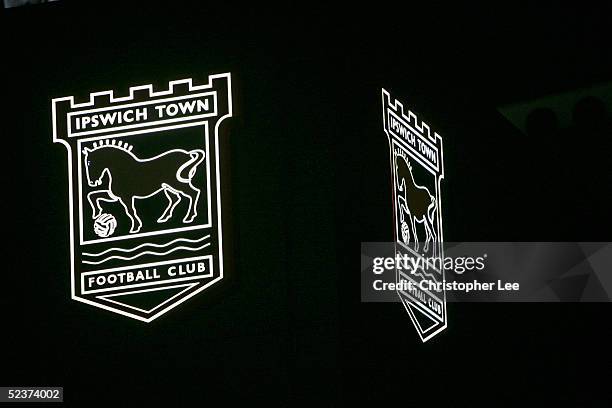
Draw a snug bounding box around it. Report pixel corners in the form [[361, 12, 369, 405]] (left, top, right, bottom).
[[427, 196, 436, 224], [177, 149, 205, 183]]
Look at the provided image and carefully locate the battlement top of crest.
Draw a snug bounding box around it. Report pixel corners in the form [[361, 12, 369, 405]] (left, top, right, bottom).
[[382, 89, 442, 145], [54, 76, 225, 111]]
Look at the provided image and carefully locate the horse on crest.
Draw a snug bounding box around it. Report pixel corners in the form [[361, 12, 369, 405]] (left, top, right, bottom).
[[83, 139, 206, 234], [395, 154, 437, 253]]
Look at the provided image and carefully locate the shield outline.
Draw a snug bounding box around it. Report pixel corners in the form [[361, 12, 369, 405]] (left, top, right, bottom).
[[52, 73, 232, 322], [382, 88, 447, 342]]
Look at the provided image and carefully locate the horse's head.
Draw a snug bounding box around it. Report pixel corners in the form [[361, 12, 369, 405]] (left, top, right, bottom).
[[395, 155, 413, 192], [83, 140, 135, 187], [83, 147, 108, 187]]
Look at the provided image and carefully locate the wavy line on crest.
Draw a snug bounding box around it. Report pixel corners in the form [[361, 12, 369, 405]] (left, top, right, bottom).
[[82, 235, 210, 257], [82, 243, 211, 265]]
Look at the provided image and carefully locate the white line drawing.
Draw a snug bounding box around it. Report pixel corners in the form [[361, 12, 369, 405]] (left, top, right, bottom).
[[81, 242, 210, 265], [67, 92, 216, 137], [53, 73, 232, 322], [395, 151, 437, 255], [85, 273, 211, 295], [81, 255, 213, 295], [82, 235, 210, 257], [97, 283, 198, 314], [387, 110, 440, 172], [382, 88, 447, 343], [76, 126, 213, 245], [83, 139, 206, 234], [93, 213, 117, 238]]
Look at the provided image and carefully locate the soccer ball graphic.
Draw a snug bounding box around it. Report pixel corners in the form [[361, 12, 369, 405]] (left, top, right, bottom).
[[94, 213, 118, 238], [401, 221, 410, 245]]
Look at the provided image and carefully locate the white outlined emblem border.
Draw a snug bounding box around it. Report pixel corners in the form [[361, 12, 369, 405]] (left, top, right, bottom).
[[52, 73, 232, 322], [382, 88, 447, 342]]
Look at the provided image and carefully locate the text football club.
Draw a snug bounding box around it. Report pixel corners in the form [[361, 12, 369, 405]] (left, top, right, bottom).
[[52, 73, 233, 322]]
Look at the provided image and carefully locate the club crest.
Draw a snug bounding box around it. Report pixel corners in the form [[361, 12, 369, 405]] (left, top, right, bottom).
[[382, 89, 447, 342], [52, 73, 232, 322]]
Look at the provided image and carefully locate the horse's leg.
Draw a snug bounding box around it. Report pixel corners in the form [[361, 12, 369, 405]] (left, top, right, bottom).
[[87, 190, 116, 219], [87, 190, 117, 219], [180, 183, 201, 223], [157, 186, 182, 223], [117, 196, 142, 233], [423, 217, 432, 254], [409, 215, 419, 252], [427, 218, 437, 257], [129, 197, 143, 233]]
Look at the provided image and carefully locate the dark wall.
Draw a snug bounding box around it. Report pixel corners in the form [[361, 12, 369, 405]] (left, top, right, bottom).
[[3, 3, 611, 405]]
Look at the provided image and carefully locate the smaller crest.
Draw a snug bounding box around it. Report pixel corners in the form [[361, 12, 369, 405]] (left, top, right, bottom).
[[382, 88, 447, 342]]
